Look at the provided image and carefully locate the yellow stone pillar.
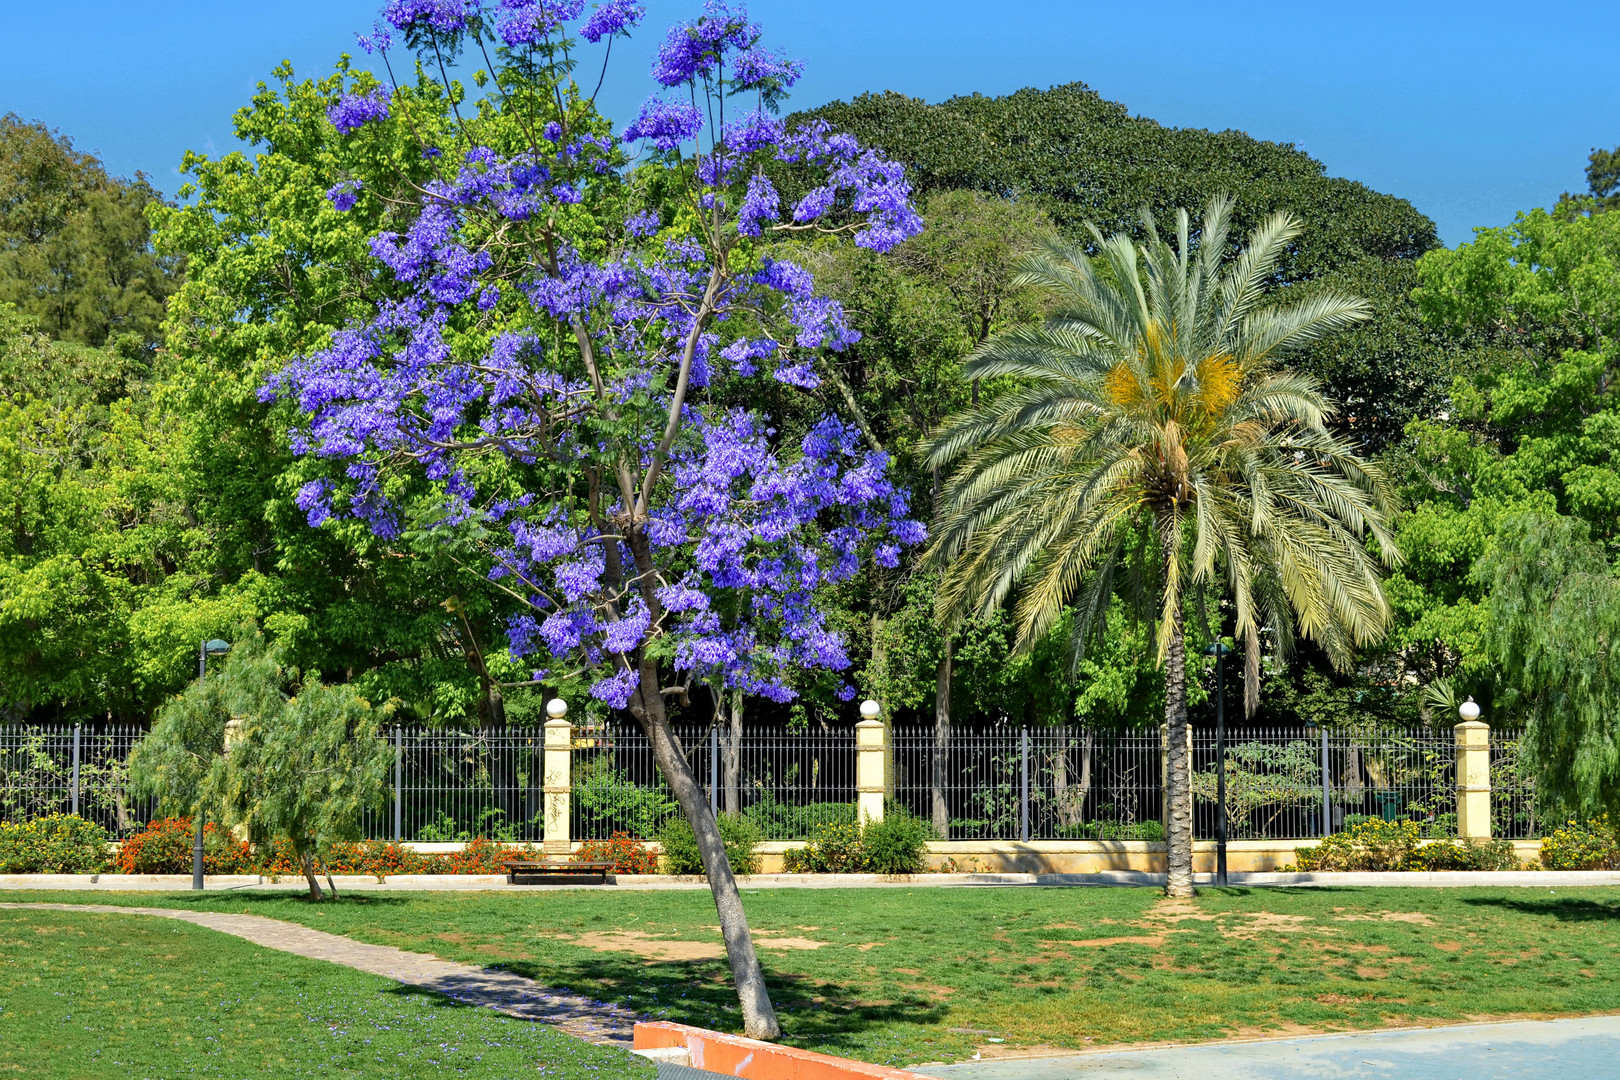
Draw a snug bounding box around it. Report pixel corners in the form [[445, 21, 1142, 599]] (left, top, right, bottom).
[[543, 699, 573, 857], [1454, 709, 1491, 839], [856, 701, 887, 825]]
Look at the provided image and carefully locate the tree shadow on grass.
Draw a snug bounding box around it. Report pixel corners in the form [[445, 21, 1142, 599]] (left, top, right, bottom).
[[1461, 895, 1620, 922], [486, 951, 947, 1051]]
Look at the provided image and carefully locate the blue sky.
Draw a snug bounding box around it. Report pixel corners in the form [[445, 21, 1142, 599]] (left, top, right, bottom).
[[3, 1, 1615, 247]]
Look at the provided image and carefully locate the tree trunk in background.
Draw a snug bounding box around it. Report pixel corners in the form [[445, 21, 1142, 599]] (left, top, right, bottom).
[[1163, 606, 1194, 898], [722, 687, 743, 817], [932, 638, 952, 836], [634, 659, 780, 1040], [1053, 730, 1092, 829]]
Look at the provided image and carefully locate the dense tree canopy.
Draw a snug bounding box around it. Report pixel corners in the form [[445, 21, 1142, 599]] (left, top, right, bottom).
[[799, 84, 1456, 452], [0, 115, 177, 348]]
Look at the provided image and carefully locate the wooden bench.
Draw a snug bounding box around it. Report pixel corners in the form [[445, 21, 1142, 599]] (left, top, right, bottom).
[[504, 859, 617, 886]]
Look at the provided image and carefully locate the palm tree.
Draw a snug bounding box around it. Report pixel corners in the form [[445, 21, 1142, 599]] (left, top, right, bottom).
[[923, 196, 1400, 897]]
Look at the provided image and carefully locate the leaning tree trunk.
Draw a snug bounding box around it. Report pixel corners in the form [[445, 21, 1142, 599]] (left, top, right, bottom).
[[299, 850, 324, 901], [633, 657, 780, 1039], [931, 638, 952, 836], [1163, 605, 1195, 898]]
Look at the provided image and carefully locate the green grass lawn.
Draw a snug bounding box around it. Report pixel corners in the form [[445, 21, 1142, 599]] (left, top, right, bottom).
[[7, 886, 1620, 1068], [0, 907, 644, 1079]]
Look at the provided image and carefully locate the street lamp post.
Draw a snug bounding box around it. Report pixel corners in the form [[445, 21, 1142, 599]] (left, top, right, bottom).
[[193, 639, 232, 891], [1203, 641, 1233, 887]]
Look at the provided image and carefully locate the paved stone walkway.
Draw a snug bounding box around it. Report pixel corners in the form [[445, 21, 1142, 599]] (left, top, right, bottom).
[[911, 1015, 1620, 1078], [0, 902, 639, 1046]]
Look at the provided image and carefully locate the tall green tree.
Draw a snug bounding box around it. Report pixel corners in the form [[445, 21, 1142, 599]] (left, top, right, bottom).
[[1480, 514, 1620, 820], [0, 114, 177, 348], [1384, 192, 1620, 709], [800, 82, 1451, 452], [924, 197, 1398, 895], [132, 628, 394, 898]]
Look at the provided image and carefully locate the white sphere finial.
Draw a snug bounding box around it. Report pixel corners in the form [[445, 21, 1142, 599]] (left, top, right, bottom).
[[1458, 696, 1481, 721], [859, 699, 881, 719], [545, 697, 568, 720]]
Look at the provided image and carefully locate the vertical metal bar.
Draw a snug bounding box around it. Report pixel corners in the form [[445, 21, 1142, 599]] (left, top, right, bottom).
[[70, 723, 81, 818], [710, 724, 719, 817], [1019, 727, 1030, 841], [1320, 725, 1331, 837], [393, 726, 403, 841]]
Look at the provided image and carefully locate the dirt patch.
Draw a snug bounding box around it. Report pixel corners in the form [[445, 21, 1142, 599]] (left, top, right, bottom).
[[1355, 965, 1389, 979], [855, 942, 883, 951], [561, 931, 723, 961], [1045, 935, 1166, 948], [754, 936, 827, 951], [1333, 911, 1435, 926], [1434, 941, 1463, 952], [1148, 899, 1221, 923], [551, 928, 827, 961], [1221, 912, 1313, 940]]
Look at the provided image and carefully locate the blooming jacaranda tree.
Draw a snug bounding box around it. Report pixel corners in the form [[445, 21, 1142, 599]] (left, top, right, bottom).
[[267, 0, 924, 1036]]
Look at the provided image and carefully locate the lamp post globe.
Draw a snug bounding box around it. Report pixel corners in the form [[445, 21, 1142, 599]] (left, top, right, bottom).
[[545, 698, 568, 720], [1459, 697, 1481, 722], [859, 699, 881, 720]]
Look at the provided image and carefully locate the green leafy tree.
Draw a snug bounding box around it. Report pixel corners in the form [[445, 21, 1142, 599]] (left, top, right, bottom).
[[800, 83, 1450, 451], [1386, 192, 1620, 707], [133, 628, 394, 898], [1557, 145, 1620, 217], [924, 196, 1398, 895], [0, 114, 177, 348], [1481, 513, 1620, 821]]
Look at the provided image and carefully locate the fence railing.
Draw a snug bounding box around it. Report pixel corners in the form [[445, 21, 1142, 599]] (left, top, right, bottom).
[[0, 721, 1534, 842]]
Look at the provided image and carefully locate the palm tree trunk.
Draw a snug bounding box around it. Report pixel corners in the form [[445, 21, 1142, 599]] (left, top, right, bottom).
[[632, 657, 780, 1039], [1164, 605, 1195, 898]]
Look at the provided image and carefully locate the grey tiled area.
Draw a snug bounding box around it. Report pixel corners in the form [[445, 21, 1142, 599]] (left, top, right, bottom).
[[913, 1015, 1620, 1079], [0, 901, 638, 1046]]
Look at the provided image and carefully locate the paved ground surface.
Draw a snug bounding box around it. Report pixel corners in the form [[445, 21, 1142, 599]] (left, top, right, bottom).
[[912, 1015, 1620, 1079], [0, 901, 639, 1046]]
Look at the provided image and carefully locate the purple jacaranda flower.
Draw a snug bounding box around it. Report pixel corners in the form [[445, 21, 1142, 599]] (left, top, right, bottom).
[[356, 20, 394, 53], [328, 87, 392, 134], [580, 0, 644, 41], [495, 0, 584, 46], [622, 96, 703, 151], [384, 0, 471, 33], [737, 174, 778, 236], [590, 667, 641, 708], [327, 180, 364, 212], [649, 2, 757, 86]]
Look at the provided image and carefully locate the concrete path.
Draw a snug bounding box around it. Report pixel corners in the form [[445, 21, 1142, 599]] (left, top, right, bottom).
[[0, 901, 638, 1046], [912, 1015, 1620, 1079]]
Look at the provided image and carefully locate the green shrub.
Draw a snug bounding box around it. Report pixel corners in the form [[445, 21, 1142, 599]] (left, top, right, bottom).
[[1401, 837, 1520, 871], [862, 810, 935, 875], [0, 814, 113, 873], [783, 820, 865, 873], [1541, 816, 1620, 869], [743, 794, 856, 839], [1053, 819, 1165, 841], [1295, 818, 1524, 871], [658, 813, 760, 876], [118, 817, 251, 874]]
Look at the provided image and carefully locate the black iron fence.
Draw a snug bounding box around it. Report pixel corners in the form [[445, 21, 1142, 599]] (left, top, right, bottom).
[[0, 721, 1534, 842]]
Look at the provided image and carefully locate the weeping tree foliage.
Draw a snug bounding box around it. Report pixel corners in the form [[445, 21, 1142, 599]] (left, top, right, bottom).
[[923, 195, 1399, 896], [131, 628, 395, 898], [1483, 513, 1620, 821]]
